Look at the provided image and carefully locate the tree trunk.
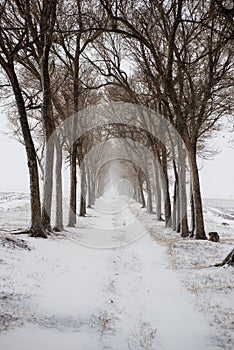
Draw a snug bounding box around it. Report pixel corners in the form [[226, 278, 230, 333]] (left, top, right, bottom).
[[147, 183, 153, 213], [138, 173, 146, 208], [79, 162, 87, 216], [7, 66, 46, 238], [40, 46, 55, 232], [91, 173, 96, 206], [146, 170, 153, 214], [80, 196, 86, 216], [179, 145, 189, 237], [41, 140, 54, 231], [176, 183, 181, 233], [95, 177, 100, 199], [214, 248, 234, 267], [68, 144, 77, 227], [54, 135, 63, 232], [172, 181, 177, 231], [172, 160, 178, 231], [190, 179, 195, 237], [136, 189, 140, 202], [161, 145, 172, 227], [187, 144, 207, 239], [87, 165, 92, 208], [154, 162, 162, 221], [68, 42, 81, 224]]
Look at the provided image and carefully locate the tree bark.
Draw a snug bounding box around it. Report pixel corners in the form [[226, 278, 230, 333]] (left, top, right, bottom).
[[138, 173, 146, 208], [145, 168, 153, 214], [41, 139, 54, 231], [54, 135, 63, 232], [179, 145, 189, 237], [161, 145, 172, 227], [154, 161, 163, 221], [172, 159, 179, 231], [68, 42, 80, 225], [147, 182, 153, 213], [91, 172, 96, 206], [176, 183, 181, 233], [187, 144, 207, 239], [6, 66, 46, 238], [68, 144, 77, 227], [40, 41, 55, 232], [190, 179, 195, 237], [172, 180, 177, 231], [28, 0, 57, 232], [214, 248, 234, 267], [79, 161, 87, 216], [87, 165, 92, 208]]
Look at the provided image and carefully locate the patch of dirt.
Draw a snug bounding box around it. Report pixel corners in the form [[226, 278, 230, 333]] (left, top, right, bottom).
[[0, 235, 31, 251], [0, 293, 26, 331], [29, 310, 117, 334], [128, 321, 157, 350], [0, 313, 21, 331], [30, 314, 86, 333], [0, 292, 22, 301]]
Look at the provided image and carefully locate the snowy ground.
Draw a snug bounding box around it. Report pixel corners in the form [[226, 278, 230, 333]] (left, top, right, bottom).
[[0, 192, 233, 350], [131, 199, 234, 350]]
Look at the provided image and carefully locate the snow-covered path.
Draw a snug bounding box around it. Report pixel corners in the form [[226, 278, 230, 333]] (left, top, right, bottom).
[[0, 196, 218, 350]]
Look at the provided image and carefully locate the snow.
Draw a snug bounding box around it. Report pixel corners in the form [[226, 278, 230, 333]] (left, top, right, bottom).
[[131, 200, 234, 349], [0, 192, 29, 212], [0, 193, 233, 349]]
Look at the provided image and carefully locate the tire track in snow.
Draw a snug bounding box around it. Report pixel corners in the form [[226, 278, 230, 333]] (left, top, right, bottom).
[[99, 209, 158, 350]]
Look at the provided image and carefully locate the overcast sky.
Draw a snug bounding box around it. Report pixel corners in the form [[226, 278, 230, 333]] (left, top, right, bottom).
[[0, 113, 233, 200]]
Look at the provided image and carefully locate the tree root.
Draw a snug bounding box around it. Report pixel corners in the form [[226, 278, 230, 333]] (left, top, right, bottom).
[[11, 228, 47, 238], [53, 226, 64, 233], [213, 248, 234, 267], [11, 229, 32, 235]]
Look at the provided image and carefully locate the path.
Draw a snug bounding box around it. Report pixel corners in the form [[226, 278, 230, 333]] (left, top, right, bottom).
[[0, 195, 218, 349]]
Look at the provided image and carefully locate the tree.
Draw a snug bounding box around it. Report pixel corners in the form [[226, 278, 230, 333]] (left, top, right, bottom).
[[54, 0, 106, 224], [0, 0, 46, 237], [214, 248, 234, 267], [100, 0, 233, 239], [17, 0, 58, 232]]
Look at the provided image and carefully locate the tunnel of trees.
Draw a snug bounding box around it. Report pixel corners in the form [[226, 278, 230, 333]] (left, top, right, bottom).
[[0, 0, 233, 252]]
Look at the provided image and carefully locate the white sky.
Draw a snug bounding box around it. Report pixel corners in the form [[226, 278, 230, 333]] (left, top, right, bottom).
[[199, 130, 234, 200], [0, 115, 28, 192], [0, 113, 233, 199]]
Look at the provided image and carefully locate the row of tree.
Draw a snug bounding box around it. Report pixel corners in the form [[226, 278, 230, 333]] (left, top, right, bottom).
[[0, 0, 233, 239]]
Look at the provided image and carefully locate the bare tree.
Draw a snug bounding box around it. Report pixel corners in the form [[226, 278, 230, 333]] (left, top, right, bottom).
[[99, 0, 233, 239], [53, 0, 106, 223], [0, 0, 46, 237]]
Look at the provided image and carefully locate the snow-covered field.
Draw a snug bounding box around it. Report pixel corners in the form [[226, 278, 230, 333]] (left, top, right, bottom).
[[0, 192, 233, 350]]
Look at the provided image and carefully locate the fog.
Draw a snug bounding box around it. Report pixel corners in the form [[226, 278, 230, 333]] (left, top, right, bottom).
[[0, 115, 233, 200]]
